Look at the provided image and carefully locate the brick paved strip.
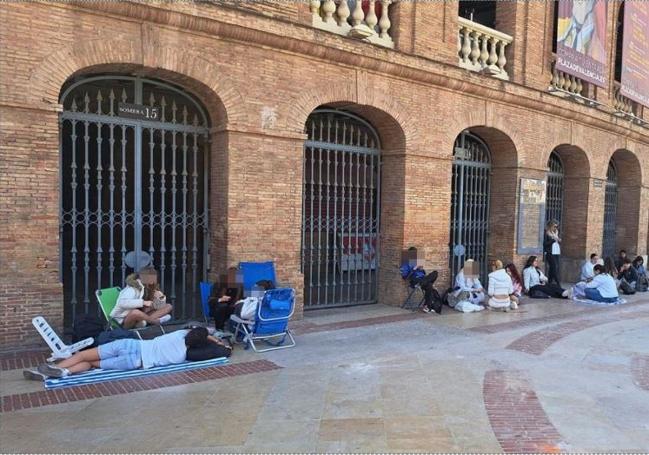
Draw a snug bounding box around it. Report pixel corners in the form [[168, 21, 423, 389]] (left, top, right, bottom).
[[292, 312, 425, 335], [631, 355, 649, 391], [506, 311, 649, 355], [484, 370, 564, 453], [0, 350, 49, 371], [471, 300, 649, 334], [0, 359, 280, 413]]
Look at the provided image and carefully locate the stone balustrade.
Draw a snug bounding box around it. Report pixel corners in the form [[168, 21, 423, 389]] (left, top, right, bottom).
[[310, 0, 394, 48], [457, 17, 513, 81], [549, 60, 585, 96], [613, 83, 636, 114]]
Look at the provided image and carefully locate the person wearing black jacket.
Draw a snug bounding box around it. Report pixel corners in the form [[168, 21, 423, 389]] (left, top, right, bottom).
[[208, 267, 243, 330], [543, 220, 562, 286], [617, 258, 638, 287]]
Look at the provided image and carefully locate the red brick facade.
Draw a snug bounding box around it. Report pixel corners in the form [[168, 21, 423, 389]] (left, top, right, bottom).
[[1, 1, 648, 348]]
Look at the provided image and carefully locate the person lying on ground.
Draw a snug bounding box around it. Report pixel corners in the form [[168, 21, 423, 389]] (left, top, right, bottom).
[[523, 255, 569, 298], [33, 327, 230, 379], [112, 271, 172, 329]]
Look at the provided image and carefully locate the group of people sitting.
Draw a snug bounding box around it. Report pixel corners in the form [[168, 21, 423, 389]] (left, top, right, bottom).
[[572, 250, 649, 302], [447, 256, 570, 312], [29, 267, 272, 381]]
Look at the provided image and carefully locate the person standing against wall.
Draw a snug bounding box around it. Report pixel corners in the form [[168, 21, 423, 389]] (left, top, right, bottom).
[[543, 220, 562, 287]]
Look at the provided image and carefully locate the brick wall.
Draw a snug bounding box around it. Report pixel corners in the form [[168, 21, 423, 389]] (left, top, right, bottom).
[[1, 1, 649, 348]]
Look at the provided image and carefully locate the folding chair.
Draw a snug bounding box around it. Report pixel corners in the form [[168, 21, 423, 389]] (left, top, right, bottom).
[[230, 288, 296, 353], [199, 281, 214, 323], [239, 261, 277, 296], [401, 282, 426, 310], [95, 287, 166, 340], [32, 316, 95, 362]]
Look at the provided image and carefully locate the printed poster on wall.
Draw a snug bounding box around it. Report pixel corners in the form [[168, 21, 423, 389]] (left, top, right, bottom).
[[340, 233, 377, 272], [517, 179, 547, 255], [621, 2, 649, 108], [556, 0, 608, 87]]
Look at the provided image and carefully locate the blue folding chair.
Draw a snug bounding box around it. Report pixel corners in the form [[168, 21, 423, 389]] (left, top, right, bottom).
[[199, 281, 214, 323], [239, 261, 277, 296], [230, 288, 296, 352]]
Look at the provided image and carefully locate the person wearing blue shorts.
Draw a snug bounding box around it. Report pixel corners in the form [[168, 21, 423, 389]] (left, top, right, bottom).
[[34, 327, 219, 378]]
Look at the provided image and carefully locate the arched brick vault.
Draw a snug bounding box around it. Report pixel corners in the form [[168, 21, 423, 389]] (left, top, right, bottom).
[[610, 149, 643, 254], [444, 123, 521, 165], [285, 89, 413, 152], [29, 39, 246, 128]]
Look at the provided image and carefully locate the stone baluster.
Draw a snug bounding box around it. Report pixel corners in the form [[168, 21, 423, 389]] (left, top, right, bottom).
[[322, 0, 336, 24], [351, 0, 364, 26], [378, 0, 392, 39], [469, 31, 480, 66], [337, 0, 350, 26], [460, 27, 471, 63], [479, 34, 489, 69], [496, 40, 507, 73], [365, 0, 378, 32], [310, 0, 322, 21], [487, 37, 498, 70]]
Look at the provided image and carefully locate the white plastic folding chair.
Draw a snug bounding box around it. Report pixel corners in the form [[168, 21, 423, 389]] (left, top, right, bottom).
[[32, 316, 94, 362]]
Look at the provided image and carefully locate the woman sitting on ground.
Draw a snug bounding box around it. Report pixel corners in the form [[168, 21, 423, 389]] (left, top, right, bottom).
[[505, 263, 524, 299], [35, 327, 231, 378], [111, 269, 172, 329], [583, 264, 619, 303], [487, 260, 517, 311], [523, 256, 569, 298], [452, 259, 485, 305]]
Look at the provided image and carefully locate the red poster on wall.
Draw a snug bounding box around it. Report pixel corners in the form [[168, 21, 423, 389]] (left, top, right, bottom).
[[555, 0, 608, 87], [621, 2, 649, 108]]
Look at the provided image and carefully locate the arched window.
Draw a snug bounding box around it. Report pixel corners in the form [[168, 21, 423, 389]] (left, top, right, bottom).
[[546, 151, 564, 226], [602, 161, 618, 258]]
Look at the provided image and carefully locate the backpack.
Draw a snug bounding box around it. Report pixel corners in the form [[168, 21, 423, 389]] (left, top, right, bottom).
[[620, 279, 636, 295], [72, 314, 104, 346], [636, 275, 648, 292]]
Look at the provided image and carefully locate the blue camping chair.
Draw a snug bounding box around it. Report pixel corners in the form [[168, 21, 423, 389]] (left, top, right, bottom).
[[239, 261, 277, 296], [230, 287, 296, 353], [199, 281, 214, 323]]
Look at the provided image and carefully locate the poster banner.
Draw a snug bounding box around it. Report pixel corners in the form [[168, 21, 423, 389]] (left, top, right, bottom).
[[517, 179, 546, 255], [621, 2, 649, 108], [556, 0, 608, 87], [340, 233, 377, 272]]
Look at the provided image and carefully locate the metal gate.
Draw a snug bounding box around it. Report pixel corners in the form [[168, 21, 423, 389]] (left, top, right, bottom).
[[602, 161, 618, 258], [546, 151, 564, 226], [59, 76, 210, 327], [449, 130, 491, 283], [302, 109, 381, 309]]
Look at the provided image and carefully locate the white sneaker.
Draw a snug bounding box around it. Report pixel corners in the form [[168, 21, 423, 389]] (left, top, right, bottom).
[[562, 289, 570, 298], [510, 301, 518, 310], [159, 314, 172, 324]]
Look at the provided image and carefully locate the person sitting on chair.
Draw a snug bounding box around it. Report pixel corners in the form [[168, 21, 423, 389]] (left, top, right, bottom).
[[34, 327, 230, 378], [399, 247, 441, 314], [112, 269, 172, 329], [209, 267, 244, 330]]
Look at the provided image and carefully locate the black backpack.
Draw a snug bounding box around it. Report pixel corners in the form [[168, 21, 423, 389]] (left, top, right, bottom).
[[620, 279, 636, 295], [72, 314, 104, 346]]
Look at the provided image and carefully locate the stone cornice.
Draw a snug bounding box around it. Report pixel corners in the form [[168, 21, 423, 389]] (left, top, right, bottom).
[[42, 1, 649, 147]]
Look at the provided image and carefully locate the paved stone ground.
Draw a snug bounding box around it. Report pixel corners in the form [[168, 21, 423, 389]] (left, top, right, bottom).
[[1, 295, 649, 453]]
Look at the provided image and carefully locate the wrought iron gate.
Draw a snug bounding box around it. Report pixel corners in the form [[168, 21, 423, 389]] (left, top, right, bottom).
[[546, 151, 564, 226], [302, 109, 381, 308], [449, 131, 491, 283], [59, 76, 210, 327], [602, 161, 618, 258]]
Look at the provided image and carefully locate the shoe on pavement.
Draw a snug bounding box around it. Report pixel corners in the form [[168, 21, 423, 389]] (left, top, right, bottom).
[[510, 301, 518, 310], [37, 363, 67, 378], [23, 369, 48, 381]]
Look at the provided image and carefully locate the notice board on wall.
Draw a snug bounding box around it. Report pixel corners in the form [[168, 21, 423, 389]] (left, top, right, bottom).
[[517, 178, 547, 255]]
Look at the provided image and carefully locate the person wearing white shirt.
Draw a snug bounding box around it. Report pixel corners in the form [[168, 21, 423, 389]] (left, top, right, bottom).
[[580, 253, 599, 281], [452, 259, 485, 305], [584, 265, 619, 302], [523, 256, 569, 298], [487, 260, 517, 311]]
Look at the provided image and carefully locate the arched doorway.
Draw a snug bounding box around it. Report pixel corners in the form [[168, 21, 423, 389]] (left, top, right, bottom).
[[59, 75, 211, 327], [603, 161, 618, 258], [546, 151, 564, 226], [449, 130, 491, 283], [302, 109, 381, 308]]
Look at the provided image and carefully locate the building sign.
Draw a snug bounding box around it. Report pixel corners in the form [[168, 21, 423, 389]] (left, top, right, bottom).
[[340, 233, 377, 272], [118, 103, 161, 121], [517, 178, 547, 254], [621, 2, 649, 108], [556, 0, 608, 88]]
